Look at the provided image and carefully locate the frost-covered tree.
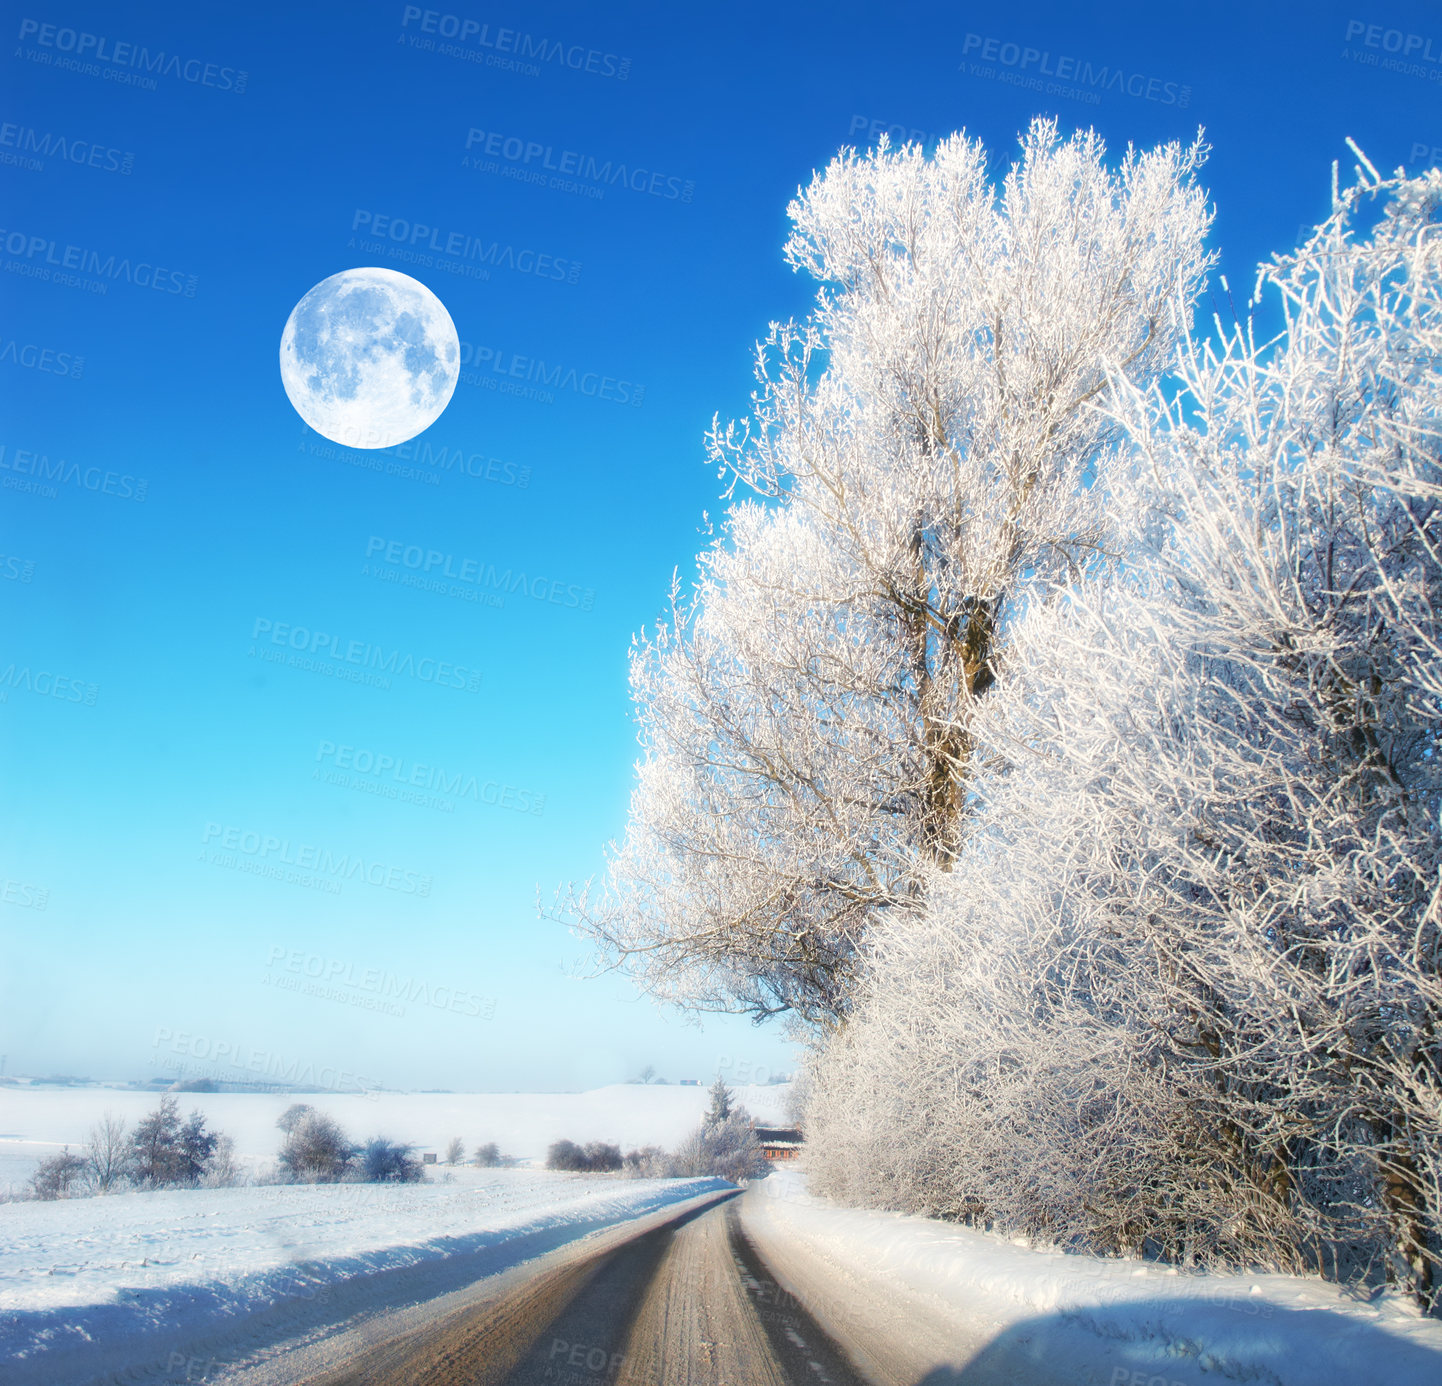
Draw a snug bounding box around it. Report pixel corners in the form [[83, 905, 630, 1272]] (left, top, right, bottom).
[[704, 1077, 733, 1126], [1076, 154, 1442, 1301], [672, 1106, 765, 1183], [130, 1094, 184, 1187], [808, 156, 1442, 1304], [563, 120, 1213, 1025], [84, 1112, 130, 1193], [277, 1108, 354, 1183], [29, 1148, 87, 1200], [802, 738, 1183, 1247], [131, 1095, 219, 1188], [275, 1103, 315, 1135], [201, 1133, 241, 1189], [623, 1145, 670, 1177], [177, 1110, 218, 1184], [358, 1137, 422, 1184], [545, 1139, 586, 1171]]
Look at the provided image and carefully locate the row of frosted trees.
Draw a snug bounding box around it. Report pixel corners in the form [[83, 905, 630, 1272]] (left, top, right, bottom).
[[562, 123, 1442, 1303]]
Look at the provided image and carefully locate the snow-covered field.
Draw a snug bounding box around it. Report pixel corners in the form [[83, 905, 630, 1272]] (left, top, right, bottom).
[[1, 1170, 730, 1385], [0, 1081, 794, 1193], [745, 1168, 1442, 1386], [2, 1170, 718, 1315]]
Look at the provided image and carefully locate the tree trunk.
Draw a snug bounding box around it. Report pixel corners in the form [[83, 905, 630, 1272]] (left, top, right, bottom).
[[1371, 1114, 1435, 1307]]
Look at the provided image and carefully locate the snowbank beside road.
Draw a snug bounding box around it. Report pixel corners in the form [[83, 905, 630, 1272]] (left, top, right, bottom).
[[0, 1171, 728, 1386], [743, 1168, 1442, 1386]]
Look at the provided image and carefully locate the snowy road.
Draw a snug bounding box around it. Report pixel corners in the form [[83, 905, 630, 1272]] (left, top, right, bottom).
[[8, 1169, 1442, 1385], [284, 1191, 868, 1386]]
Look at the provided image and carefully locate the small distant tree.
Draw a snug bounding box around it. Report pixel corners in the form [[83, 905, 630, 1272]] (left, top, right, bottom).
[[444, 1136, 465, 1166], [472, 1142, 502, 1167], [639, 1064, 656, 1085], [358, 1137, 421, 1183], [131, 1095, 187, 1187], [277, 1109, 353, 1183], [276, 1103, 315, 1135], [546, 1139, 622, 1173], [704, 1078, 732, 1127], [178, 1111, 219, 1184], [202, 1133, 241, 1188], [29, 1148, 86, 1200], [582, 1142, 623, 1172], [623, 1146, 671, 1178], [84, 1112, 131, 1193], [129, 1098, 222, 1188], [673, 1108, 764, 1182], [547, 1139, 587, 1171]]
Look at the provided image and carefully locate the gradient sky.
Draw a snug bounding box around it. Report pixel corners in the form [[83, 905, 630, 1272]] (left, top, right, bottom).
[[1, 0, 1437, 1092]]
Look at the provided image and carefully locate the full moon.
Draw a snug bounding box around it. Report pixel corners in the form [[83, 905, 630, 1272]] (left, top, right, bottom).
[[279, 267, 459, 449]]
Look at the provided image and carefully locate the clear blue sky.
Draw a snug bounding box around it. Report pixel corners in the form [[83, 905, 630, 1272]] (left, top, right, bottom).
[[1, 0, 1436, 1092]]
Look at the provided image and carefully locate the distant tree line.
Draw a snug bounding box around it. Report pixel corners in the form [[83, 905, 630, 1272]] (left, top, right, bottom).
[[25, 1081, 762, 1200], [545, 1080, 764, 1183], [23, 1096, 523, 1199]]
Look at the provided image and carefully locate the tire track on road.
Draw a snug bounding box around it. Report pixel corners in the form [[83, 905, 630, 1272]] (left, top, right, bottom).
[[725, 1204, 870, 1386]]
